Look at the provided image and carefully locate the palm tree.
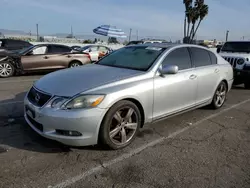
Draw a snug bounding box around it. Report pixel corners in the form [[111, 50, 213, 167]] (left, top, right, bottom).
[[183, 0, 209, 43], [183, 0, 193, 39], [190, 4, 209, 41]]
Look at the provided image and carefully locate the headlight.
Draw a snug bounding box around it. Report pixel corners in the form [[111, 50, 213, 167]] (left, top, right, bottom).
[[237, 59, 245, 65], [51, 97, 68, 109], [63, 95, 105, 109]]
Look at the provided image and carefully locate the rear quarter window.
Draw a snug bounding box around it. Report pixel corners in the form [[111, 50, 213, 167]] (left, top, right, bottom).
[[208, 51, 217, 64]]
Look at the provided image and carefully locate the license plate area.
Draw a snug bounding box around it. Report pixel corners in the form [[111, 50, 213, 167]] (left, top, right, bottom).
[[25, 105, 36, 119]]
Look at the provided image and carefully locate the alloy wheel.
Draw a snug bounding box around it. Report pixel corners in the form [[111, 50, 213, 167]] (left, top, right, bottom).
[[109, 107, 138, 145], [0, 63, 13, 77], [215, 83, 226, 107], [70, 63, 80, 67]]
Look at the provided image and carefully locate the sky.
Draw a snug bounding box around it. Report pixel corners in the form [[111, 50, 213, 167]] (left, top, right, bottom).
[[1, 0, 250, 41]]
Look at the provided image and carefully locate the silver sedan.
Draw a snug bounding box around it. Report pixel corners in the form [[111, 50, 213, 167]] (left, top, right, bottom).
[[24, 44, 234, 149]]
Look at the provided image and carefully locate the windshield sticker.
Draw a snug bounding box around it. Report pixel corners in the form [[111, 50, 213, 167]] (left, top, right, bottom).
[[145, 47, 162, 51]]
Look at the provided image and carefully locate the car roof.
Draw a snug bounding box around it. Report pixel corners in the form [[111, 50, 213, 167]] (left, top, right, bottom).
[[33, 43, 70, 48], [128, 43, 209, 50]]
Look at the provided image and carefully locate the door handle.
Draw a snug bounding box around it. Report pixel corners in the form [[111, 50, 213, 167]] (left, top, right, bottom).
[[43, 56, 48, 59], [189, 74, 197, 80], [214, 69, 220, 73]]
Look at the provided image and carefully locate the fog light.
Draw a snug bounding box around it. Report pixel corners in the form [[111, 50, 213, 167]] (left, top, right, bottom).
[[56, 130, 82, 136]]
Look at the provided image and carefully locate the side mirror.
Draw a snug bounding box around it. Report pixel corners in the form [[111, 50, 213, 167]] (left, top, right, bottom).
[[159, 65, 178, 75], [216, 47, 221, 53]]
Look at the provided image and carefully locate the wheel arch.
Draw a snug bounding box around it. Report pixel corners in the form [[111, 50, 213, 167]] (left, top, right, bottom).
[[221, 79, 229, 91], [68, 60, 83, 67], [100, 97, 146, 130]]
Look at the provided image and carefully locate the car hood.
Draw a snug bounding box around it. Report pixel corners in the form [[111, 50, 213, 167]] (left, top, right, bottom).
[[219, 52, 250, 58], [34, 64, 143, 97], [0, 50, 20, 58]]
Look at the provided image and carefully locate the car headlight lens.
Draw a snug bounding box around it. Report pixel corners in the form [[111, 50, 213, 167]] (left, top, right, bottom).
[[64, 95, 105, 109], [51, 97, 68, 109], [237, 59, 245, 65]]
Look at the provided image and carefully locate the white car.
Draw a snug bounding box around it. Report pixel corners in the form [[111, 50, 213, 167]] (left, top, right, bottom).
[[217, 41, 250, 89], [79, 45, 113, 62]]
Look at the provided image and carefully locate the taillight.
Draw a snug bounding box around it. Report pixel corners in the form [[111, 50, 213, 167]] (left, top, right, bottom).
[[83, 52, 91, 61]]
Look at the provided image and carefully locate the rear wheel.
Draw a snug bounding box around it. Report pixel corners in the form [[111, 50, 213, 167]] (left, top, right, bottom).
[[0, 62, 15, 78], [99, 100, 141, 150], [210, 81, 227, 109], [69, 61, 82, 68]]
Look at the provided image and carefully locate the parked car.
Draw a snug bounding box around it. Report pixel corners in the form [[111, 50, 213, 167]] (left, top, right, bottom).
[[24, 43, 233, 149], [217, 41, 250, 89], [126, 39, 170, 46], [0, 38, 32, 52], [71, 45, 82, 51], [78, 45, 113, 62], [0, 44, 91, 78]]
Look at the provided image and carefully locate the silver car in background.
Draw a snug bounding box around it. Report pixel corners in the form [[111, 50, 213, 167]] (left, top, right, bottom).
[[24, 44, 234, 149]]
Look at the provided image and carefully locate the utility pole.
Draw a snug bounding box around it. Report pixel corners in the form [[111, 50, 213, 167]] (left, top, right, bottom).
[[136, 30, 138, 40], [71, 26, 73, 38], [128, 28, 132, 42], [225, 30, 229, 42], [36, 24, 39, 41], [243, 36, 245, 41]]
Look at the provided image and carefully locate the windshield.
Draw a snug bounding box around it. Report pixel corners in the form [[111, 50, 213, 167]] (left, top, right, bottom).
[[17, 46, 34, 54], [80, 45, 91, 51], [221, 42, 250, 53], [96, 46, 165, 71]]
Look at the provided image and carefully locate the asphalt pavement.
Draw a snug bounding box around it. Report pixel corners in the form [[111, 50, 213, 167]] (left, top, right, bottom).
[[0, 73, 250, 188]]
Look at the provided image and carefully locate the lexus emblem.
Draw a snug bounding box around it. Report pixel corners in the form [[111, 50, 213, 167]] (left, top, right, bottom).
[[35, 93, 40, 103]]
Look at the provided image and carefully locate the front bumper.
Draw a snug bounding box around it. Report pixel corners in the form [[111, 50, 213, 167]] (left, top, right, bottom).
[[233, 68, 250, 85], [24, 96, 107, 146]]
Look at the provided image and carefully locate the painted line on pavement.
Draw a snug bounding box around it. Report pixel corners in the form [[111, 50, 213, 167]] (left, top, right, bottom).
[[49, 98, 250, 188]]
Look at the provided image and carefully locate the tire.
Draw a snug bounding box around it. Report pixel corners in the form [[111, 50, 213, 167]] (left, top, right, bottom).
[[69, 61, 82, 68], [0, 61, 15, 78], [210, 81, 227, 109], [99, 100, 141, 150], [244, 82, 250, 89]]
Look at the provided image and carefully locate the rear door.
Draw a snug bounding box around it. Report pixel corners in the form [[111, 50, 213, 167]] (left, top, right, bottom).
[[46, 45, 72, 68], [21, 46, 48, 70], [189, 47, 220, 105]]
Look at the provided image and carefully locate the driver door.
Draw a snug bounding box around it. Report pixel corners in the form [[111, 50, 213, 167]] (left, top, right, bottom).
[[153, 47, 198, 120], [21, 46, 48, 71]]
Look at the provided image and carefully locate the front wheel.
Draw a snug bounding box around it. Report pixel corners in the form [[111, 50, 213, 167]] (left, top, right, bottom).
[[210, 81, 227, 109], [69, 61, 82, 68], [0, 62, 15, 78], [99, 100, 141, 150]]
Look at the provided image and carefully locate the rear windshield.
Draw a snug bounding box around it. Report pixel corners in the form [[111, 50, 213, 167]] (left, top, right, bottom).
[[97, 46, 165, 71], [221, 42, 250, 53]]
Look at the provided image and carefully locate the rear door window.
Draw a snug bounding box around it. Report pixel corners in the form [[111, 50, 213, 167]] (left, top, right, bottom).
[[48, 45, 72, 54], [190, 47, 212, 67]]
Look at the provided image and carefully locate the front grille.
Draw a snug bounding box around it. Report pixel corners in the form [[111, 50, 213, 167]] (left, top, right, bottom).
[[26, 114, 43, 132], [222, 56, 244, 68], [27, 87, 52, 107]]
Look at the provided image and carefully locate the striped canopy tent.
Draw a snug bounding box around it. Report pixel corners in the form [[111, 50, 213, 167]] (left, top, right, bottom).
[[93, 25, 127, 38]]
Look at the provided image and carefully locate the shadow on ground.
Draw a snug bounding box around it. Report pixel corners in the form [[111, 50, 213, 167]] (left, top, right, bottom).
[[0, 92, 74, 153]]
